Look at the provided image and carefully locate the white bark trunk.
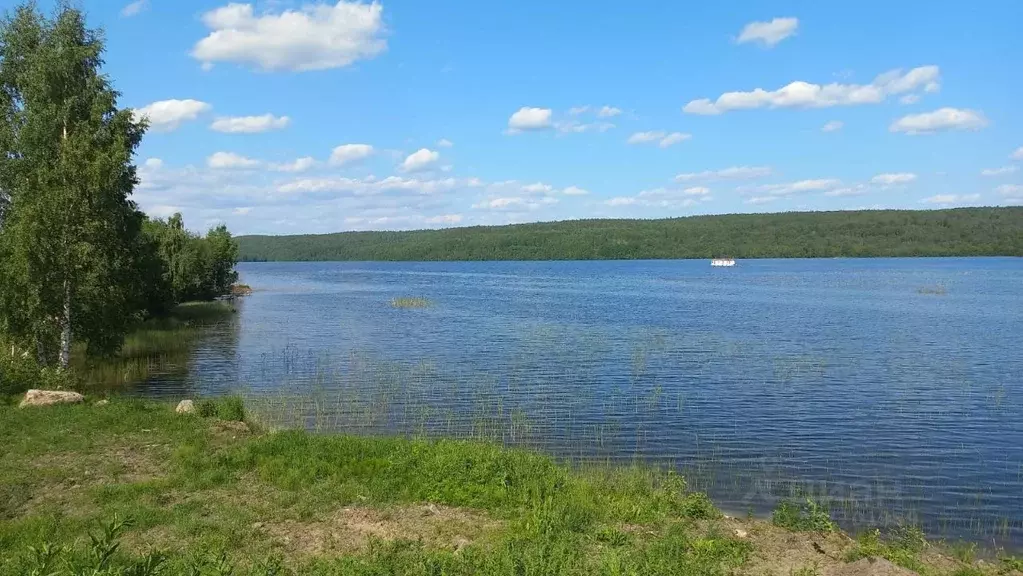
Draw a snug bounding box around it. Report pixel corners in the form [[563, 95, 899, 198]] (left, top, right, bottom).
[[59, 278, 71, 369]]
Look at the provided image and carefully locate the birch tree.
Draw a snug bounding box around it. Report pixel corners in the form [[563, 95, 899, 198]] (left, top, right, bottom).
[[0, 3, 146, 368]]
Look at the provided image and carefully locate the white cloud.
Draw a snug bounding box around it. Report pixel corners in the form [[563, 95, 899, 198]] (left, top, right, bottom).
[[604, 186, 712, 209], [889, 108, 988, 134], [272, 157, 317, 172], [521, 182, 554, 194], [597, 106, 622, 118], [472, 196, 558, 211], [900, 94, 920, 105], [507, 107, 553, 132], [736, 17, 798, 47], [568, 106, 590, 115], [147, 204, 180, 218], [675, 166, 773, 181], [627, 130, 691, 147], [683, 186, 711, 196], [870, 173, 917, 186], [555, 120, 615, 134], [824, 185, 869, 197], [921, 194, 981, 205], [562, 186, 589, 196], [329, 144, 374, 165], [741, 179, 841, 197], [233, 207, 253, 215], [436, 138, 454, 148], [981, 166, 1018, 177], [745, 196, 778, 205], [278, 175, 468, 196], [121, 0, 148, 17], [210, 114, 290, 133], [659, 132, 691, 148], [207, 152, 261, 169], [191, 1, 387, 72], [143, 158, 163, 169], [1012, 147, 1023, 161], [134, 99, 211, 131], [996, 184, 1023, 196], [400, 148, 441, 172], [822, 120, 844, 132], [424, 214, 463, 224], [683, 65, 940, 115]]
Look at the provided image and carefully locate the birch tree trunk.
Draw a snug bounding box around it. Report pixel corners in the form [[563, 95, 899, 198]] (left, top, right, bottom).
[[59, 277, 71, 369]]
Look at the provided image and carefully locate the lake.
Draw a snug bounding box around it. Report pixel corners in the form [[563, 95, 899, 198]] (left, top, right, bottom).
[[135, 258, 1023, 547]]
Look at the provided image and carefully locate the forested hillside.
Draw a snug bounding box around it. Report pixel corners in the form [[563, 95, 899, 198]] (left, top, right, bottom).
[[238, 207, 1023, 261]]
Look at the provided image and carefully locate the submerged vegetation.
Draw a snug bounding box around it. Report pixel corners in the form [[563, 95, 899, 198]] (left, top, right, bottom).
[[2, 398, 1020, 575], [390, 296, 433, 309], [237, 207, 1023, 262]]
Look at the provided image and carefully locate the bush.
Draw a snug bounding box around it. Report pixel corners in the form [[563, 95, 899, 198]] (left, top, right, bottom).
[[0, 338, 75, 396], [771, 498, 837, 533], [196, 396, 246, 422]]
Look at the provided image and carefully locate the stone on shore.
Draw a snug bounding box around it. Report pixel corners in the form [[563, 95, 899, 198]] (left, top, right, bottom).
[[176, 399, 196, 414], [19, 389, 85, 408]]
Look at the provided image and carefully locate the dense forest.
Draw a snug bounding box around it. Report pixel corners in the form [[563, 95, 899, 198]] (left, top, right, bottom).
[[238, 207, 1023, 262], [0, 5, 238, 387]]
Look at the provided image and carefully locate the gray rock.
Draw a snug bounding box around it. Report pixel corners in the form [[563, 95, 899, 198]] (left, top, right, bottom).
[[19, 389, 85, 408], [94, 399, 110, 406], [175, 399, 196, 414]]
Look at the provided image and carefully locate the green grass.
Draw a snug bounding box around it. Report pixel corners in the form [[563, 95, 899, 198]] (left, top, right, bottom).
[[0, 398, 1014, 575], [390, 296, 432, 309]]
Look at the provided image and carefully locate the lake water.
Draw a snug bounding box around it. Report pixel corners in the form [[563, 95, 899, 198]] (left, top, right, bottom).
[[136, 258, 1023, 547]]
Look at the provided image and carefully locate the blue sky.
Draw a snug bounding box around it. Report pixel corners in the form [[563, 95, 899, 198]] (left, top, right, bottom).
[[8, 0, 1022, 234]]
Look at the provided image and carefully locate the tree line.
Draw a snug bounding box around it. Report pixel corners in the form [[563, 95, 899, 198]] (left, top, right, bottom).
[[0, 4, 238, 378], [237, 207, 1023, 262]]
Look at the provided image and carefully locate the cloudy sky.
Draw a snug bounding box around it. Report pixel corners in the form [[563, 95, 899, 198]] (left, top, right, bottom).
[[18, 0, 1022, 234]]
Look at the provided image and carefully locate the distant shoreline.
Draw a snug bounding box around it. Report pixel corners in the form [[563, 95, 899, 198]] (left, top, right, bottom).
[[237, 207, 1023, 262]]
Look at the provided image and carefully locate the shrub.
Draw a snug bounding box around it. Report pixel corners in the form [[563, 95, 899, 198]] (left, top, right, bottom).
[[0, 337, 75, 396], [772, 498, 837, 533], [196, 396, 246, 422]]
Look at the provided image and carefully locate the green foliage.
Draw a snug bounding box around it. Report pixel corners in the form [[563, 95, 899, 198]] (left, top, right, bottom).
[[771, 498, 837, 533], [0, 336, 73, 395], [196, 396, 245, 422], [950, 541, 978, 564], [140, 215, 239, 313], [999, 555, 1023, 573], [0, 2, 148, 366], [845, 526, 928, 573], [237, 207, 1023, 261]]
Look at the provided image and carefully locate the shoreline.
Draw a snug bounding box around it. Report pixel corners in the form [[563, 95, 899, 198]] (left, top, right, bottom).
[[2, 396, 1021, 575]]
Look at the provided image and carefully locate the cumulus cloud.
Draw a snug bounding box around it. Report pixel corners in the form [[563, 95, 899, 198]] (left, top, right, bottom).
[[436, 138, 454, 148], [736, 17, 798, 47], [211, 114, 290, 133], [627, 130, 691, 147], [401, 148, 441, 172], [1011, 147, 1023, 160], [473, 196, 558, 211], [507, 107, 553, 132], [683, 65, 940, 115], [272, 157, 317, 172], [675, 166, 773, 182], [996, 184, 1023, 196], [870, 173, 917, 186], [121, 0, 148, 17], [981, 166, 1018, 177], [207, 152, 260, 169], [555, 120, 615, 134], [604, 186, 713, 209], [562, 186, 589, 196], [143, 158, 164, 169], [889, 108, 988, 134], [568, 106, 590, 115], [921, 194, 981, 205], [824, 185, 870, 197], [191, 1, 387, 72], [597, 106, 622, 118], [134, 99, 211, 131], [745, 196, 778, 205], [822, 120, 844, 132], [329, 144, 374, 165]]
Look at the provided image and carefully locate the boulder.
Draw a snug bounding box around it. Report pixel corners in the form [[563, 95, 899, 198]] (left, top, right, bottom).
[[94, 399, 110, 407], [19, 389, 85, 408], [176, 399, 196, 414]]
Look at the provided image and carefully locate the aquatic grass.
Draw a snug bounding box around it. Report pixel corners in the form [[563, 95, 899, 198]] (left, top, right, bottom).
[[390, 296, 432, 309], [771, 498, 837, 533], [845, 526, 929, 573]]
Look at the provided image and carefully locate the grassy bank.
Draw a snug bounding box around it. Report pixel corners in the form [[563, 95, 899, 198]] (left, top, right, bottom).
[[237, 207, 1023, 261], [1, 399, 1020, 575]]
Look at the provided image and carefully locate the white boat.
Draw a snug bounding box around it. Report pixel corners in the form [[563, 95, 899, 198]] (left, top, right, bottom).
[[711, 258, 736, 267]]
